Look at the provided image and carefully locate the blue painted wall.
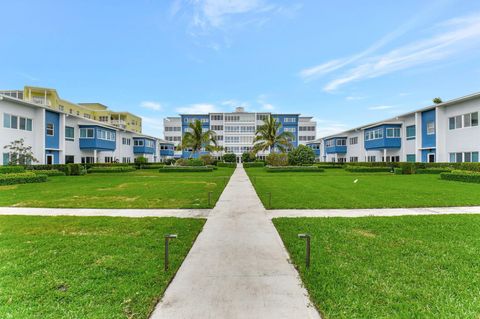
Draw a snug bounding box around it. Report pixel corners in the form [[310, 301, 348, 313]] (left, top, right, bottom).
[[79, 125, 116, 150], [364, 124, 401, 150], [45, 111, 60, 149], [273, 114, 298, 148], [133, 137, 156, 154], [421, 109, 436, 148], [306, 142, 321, 157], [160, 143, 175, 156], [324, 137, 347, 154], [421, 149, 436, 162], [45, 150, 59, 164]]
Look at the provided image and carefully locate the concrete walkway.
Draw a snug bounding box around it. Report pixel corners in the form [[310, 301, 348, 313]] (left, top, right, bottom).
[[268, 206, 480, 219], [0, 207, 210, 218], [150, 165, 320, 319]]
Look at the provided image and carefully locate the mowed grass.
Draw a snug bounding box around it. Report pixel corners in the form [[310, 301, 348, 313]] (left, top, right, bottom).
[[274, 215, 480, 318], [0, 215, 205, 319], [246, 167, 480, 209], [0, 168, 234, 208]]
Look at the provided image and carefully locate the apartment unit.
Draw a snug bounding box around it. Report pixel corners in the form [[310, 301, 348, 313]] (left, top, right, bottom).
[[307, 92, 480, 163], [164, 107, 317, 159], [0, 86, 142, 133], [1, 94, 174, 165]]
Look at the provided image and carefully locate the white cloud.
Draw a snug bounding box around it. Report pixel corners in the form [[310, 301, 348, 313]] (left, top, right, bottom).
[[140, 101, 162, 111], [262, 103, 274, 110], [346, 95, 367, 101], [140, 116, 164, 136], [256, 94, 275, 111], [221, 99, 249, 108], [368, 105, 396, 110], [322, 12, 480, 92], [176, 103, 218, 114]]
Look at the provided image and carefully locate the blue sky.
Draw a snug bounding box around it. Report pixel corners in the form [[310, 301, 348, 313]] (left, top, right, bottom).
[[1, 0, 480, 137]]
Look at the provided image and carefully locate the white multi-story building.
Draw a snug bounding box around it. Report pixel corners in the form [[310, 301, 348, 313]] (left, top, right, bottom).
[[164, 107, 317, 159], [308, 92, 480, 163], [1, 95, 174, 165]]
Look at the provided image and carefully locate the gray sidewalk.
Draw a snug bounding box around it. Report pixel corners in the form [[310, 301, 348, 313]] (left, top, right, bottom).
[[150, 165, 320, 319]]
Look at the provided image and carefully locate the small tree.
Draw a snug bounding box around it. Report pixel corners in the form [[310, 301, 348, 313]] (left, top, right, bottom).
[[241, 152, 255, 163], [3, 139, 38, 165], [253, 116, 294, 154], [288, 145, 315, 166], [223, 153, 236, 163], [433, 97, 443, 104], [181, 120, 217, 158]]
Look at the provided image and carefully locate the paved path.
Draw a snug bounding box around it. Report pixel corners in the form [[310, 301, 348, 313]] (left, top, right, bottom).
[[150, 165, 320, 319], [268, 206, 480, 219], [0, 207, 210, 218]]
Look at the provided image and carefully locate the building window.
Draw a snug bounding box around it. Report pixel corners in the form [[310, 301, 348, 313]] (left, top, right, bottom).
[[450, 152, 479, 163], [65, 126, 75, 140], [104, 157, 114, 163], [211, 114, 223, 121], [284, 117, 296, 123], [122, 157, 131, 163], [386, 128, 400, 138], [406, 154, 416, 162], [406, 125, 416, 140], [3, 153, 9, 165], [449, 112, 478, 130], [97, 129, 115, 141], [349, 156, 358, 162], [336, 139, 346, 146], [122, 137, 131, 145], [367, 156, 376, 162], [211, 125, 223, 131], [65, 155, 75, 164], [134, 140, 144, 146], [349, 137, 358, 145], [80, 128, 95, 138], [81, 157, 95, 164], [46, 123, 54, 136], [426, 121, 435, 135], [284, 127, 296, 133], [84, 113, 91, 119], [365, 128, 383, 141], [10, 115, 18, 129], [3, 113, 11, 128]]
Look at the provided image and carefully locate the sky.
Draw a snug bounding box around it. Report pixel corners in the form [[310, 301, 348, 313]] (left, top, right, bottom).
[[1, 0, 480, 138]]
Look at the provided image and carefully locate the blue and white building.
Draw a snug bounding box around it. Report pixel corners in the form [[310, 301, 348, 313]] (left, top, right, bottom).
[[164, 107, 317, 159], [308, 92, 480, 163], [0, 94, 174, 165]]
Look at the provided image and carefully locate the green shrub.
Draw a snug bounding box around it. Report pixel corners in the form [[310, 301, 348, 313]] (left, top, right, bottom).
[[345, 166, 392, 173], [441, 170, 480, 183], [30, 169, 65, 176], [67, 163, 86, 176], [158, 166, 213, 172], [398, 162, 415, 174], [416, 168, 452, 174], [163, 158, 176, 165], [175, 158, 204, 166], [317, 164, 345, 169], [139, 164, 165, 169], [288, 145, 315, 166], [0, 172, 47, 185], [0, 166, 25, 174], [222, 153, 237, 163], [241, 152, 256, 163], [266, 166, 324, 172], [266, 153, 288, 166], [200, 154, 216, 165], [394, 168, 403, 175], [217, 162, 237, 168], [88, 166, 136, 173], [243, 162, 265, 168]]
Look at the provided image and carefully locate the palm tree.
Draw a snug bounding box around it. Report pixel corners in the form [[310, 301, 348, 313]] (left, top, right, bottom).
[[253, 116, 294, 154], [181, 119, 217, 158]]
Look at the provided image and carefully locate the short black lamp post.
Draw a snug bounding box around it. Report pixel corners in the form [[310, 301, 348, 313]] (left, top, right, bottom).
[[164, 234, 178, 271], [298, 233, 311, 269]]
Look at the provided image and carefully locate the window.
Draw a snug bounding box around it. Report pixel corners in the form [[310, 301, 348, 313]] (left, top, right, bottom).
[[11, 115, 18, 129], [449, 112, 478, 130], [256, 114, 268, 121], [46, 123, 54, 136], [19, 117, 26, 130], [65, 155, 74, 164], [299, 126, 315, 131], [406, 154, 416, 162], [211, 114, 223, 121], [338, 158, 346, 163], [426, 121, 435, 135], [365, 128, 383, 141], [325, 139, 334, 147], [26, 119, 32, 131], [3, 113, 11, 128], [349, 156, 358, 162], [386, 128, 400, 138], [450, 152, 480, 163], [336, 139, 346, 146], [367, 156, 376, 162], [65, 126, 75, 140], [284, 117, 296, 123], [349, 137, 358, 145], [406, 125, 416, 140], [211, 125, 223, 131], [216, 135, 223, 141], [3, 153, 9, 165], [81, 157, 95, 164], [97, 129, 115, 141], [104, 157, 114, 163], [284, 127, 296, 133], [122, 137, 131, 145], [145, 140, 155, 148], [80, 128, 95, 138], [134, 139, 144, 146]]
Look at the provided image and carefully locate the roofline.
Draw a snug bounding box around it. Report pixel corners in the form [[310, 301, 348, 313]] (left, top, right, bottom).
[[319, 91, 480, 140]]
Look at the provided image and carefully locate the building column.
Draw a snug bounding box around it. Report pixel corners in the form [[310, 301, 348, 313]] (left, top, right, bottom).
[[94, 150, 97, 163], [383, 149, 387, 162]]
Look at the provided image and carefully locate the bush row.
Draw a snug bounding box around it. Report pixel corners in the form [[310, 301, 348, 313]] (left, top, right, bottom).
[[0, 172, 48, 186], [416, 168, 452, 174], [266, 166, 324, 172], [29, 169, 65, 176], [158, 166, 214, 172], [217, 162, 237, 168], [88, 166, 136, 173], [345, 166, 392, 173], [344, 161, 480, 172], [243, 162, 265, 168], [440, 170, 480, 183], [0, 166, 25, 174]]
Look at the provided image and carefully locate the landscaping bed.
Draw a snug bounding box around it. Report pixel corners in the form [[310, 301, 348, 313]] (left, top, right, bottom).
[[274, 215, 480, 318], [0, 215, 205, 319], [265, 166, 324, 172], [88, 166, 136, 173], [441, 170, 480, 183], [0, 172, 47, 186], [159, 166, 214, 172]]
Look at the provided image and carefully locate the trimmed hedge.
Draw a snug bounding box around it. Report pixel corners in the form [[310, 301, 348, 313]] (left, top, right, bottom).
[[440, 170, 480, 183], [30, 169, 65, 176], [139, 164, 165, 169], [265, 166, 325, 172], [416, 168, 452, 174], [88, 166, 136, 173], [0, 166, 25, 174], [222, 153, 237, 163], [217, 162, 237, 168], [0, 172, 48, 186], [343, 161, 480, 172], [394, 168, 403, 175], [345, 166, 392, 173], [243, 162, 265, 168], [158, 166, 213, 172]]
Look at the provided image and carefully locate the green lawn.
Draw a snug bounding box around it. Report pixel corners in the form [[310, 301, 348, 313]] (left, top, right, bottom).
[[246, 167, 480, 209], [0, 215, 204, 319], [274, 215, 480, 319], [0, 168, 234, 208]]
